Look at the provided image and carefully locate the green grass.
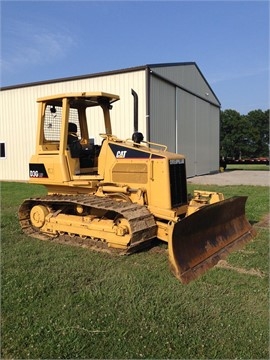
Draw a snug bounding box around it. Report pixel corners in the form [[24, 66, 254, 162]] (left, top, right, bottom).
[[226, 164, 269, 171], [1, 182, 269, 359]]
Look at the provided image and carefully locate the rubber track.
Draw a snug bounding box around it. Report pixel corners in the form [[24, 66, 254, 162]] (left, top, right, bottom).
[[18, 194, 157, 254]]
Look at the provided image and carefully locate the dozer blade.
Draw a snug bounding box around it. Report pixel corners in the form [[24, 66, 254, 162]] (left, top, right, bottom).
[[168, 196, 256, 284]]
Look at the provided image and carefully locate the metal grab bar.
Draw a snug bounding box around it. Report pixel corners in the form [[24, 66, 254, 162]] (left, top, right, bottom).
[[125, 138, 167, 151]]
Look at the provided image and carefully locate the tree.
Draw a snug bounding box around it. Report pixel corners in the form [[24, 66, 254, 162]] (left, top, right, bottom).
[[245, 110, 269, 157], [220, 109, 251, 159], [220, 109, 269, 159]]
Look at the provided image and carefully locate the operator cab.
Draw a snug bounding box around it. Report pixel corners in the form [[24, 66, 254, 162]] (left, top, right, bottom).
[[37, 92, 119, 176]]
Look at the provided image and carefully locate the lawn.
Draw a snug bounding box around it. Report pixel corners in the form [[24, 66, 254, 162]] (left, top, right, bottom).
[[226, 163, 269, 171], [1, 181, 269, 359]]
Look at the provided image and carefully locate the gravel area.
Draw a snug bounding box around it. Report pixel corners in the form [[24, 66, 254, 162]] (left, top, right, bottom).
[[187, 170, 269, 186]]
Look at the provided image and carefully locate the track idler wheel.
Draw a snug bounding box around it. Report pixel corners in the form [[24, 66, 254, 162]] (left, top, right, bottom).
[[30, 205, 49, 228]]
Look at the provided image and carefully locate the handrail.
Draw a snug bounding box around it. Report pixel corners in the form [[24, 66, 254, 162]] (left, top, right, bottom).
[[125, 138, 167, 151]]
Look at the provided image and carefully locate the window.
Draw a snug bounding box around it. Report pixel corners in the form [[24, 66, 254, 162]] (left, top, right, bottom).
[[43, 104, 81, 142], [44, 105, 62, 141], [0, 142, 6, 158]]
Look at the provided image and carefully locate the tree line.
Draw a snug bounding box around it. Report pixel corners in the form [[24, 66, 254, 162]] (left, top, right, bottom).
[[220, 109, 269, 160]]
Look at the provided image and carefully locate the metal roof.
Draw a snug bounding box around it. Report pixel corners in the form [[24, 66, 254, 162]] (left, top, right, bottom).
[[1, 62, 220, 105], [0, 62, 197, 89]]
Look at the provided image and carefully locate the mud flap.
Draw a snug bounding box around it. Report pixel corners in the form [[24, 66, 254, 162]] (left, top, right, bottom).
[[168, 196, 256, 284]]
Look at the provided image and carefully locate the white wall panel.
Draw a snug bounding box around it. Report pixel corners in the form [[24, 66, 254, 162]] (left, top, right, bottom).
[[0, 88, 39, 180]]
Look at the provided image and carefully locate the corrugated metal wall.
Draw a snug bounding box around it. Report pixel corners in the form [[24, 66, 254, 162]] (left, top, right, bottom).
[[195, 98, 212, 175], [209, 105, 220, 172], [0, 71, 146, 180], [177, 89, 197, 177], [149, 76, 176, 152], [149, 66, 220, 177], [150, 63, 220, 107]]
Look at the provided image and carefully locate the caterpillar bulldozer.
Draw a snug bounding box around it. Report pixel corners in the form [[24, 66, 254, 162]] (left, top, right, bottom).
[[18, 92, 255, 284]]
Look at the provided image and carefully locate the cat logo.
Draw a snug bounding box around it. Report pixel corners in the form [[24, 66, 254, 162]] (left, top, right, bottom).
[[116, 150, 127, 158]]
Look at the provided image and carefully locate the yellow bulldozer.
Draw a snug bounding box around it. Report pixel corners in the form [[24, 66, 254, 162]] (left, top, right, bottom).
[[18, 92, 255, 284]]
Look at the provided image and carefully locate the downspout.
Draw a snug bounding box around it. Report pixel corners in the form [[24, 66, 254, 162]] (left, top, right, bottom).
[[131, 89, 138, 132]]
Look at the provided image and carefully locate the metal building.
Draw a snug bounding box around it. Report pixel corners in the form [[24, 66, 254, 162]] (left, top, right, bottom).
[[0, 62, 221, 181]]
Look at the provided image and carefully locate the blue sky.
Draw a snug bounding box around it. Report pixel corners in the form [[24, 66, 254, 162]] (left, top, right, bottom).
[[1, 0, 269, 114]]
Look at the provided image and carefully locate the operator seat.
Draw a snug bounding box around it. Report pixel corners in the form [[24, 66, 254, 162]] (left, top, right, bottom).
[[67, 122, 94, 167], [68, 123, 81, 158]]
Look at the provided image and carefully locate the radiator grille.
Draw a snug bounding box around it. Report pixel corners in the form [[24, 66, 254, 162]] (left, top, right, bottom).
[[169, 160, 188, 208]]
